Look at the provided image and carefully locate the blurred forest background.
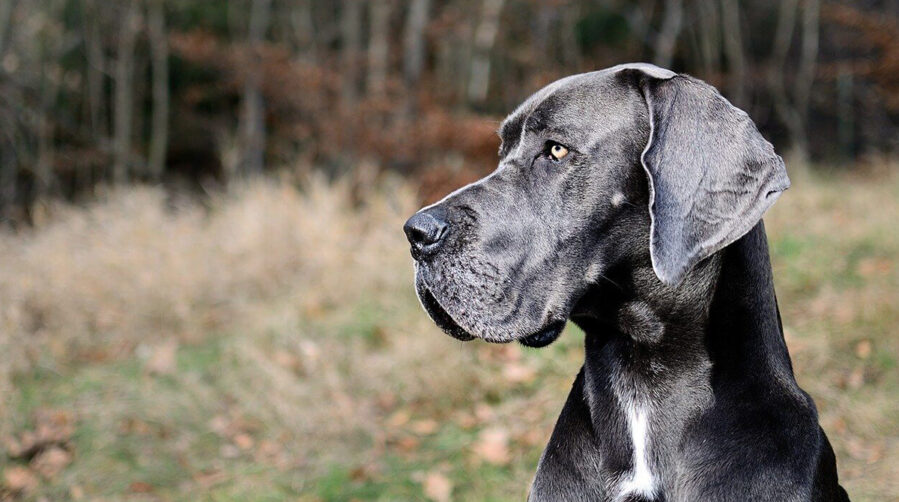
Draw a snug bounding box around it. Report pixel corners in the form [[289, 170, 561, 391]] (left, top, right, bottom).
[[1, 0, 899, 222], [1, 1, 898, 501]]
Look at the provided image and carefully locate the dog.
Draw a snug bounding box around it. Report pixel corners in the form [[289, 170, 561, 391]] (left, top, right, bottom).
[[403, 63, 849, 501]]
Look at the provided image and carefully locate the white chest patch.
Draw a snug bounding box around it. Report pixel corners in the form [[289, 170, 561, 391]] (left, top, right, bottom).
[[618, 404, 656, 499]]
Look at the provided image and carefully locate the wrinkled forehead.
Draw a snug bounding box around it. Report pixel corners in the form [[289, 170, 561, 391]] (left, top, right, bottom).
[[499, 74, 591, 143], [498, 63, 676, 156], [498, 67, 633, 154]]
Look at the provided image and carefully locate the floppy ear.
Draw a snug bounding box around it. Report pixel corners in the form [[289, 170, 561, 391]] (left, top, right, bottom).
[[618, 65, 790, 286]]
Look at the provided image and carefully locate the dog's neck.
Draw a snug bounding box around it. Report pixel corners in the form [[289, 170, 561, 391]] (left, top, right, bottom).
[[569, 222, 799, 497], [574, 221, 795, 387]]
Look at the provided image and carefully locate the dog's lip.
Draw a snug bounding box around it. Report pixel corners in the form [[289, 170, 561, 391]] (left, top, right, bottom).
[[424, 283, 567, 347], [420, 286, 476, 341], [417, 268, 569, 347], [518, 321, 566, 348]]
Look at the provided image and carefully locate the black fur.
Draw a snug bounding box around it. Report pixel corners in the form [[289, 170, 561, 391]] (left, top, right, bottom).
[[403, 63, 849, 501]]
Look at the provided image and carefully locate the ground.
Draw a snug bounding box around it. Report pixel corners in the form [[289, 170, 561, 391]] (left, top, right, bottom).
[[1, 164, 897, 501]]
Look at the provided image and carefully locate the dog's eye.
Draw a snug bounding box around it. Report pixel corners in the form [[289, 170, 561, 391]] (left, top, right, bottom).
[[548, 143, 569, 161]]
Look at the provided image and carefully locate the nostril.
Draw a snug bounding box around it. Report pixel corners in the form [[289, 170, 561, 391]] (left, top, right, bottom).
[[410, 227, 430, 245], [403, 210, 450, 257]]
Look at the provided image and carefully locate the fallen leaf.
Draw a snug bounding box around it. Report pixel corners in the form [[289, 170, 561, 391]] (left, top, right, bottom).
[[454, 412, 477, 430], [375, 392, 397, 411], [272, 350, 300, 371], [31, 445, 72, 478], [517, 427, 545, 447], [129, 481, 154, 493], [855, 340, 872, 359], [423, 470, 453, 502], [119, 417, 152, 436], [7, 409, 75, 460], [843, 437, 884, 464], [299, 340, 321, 362], [479, 344, 522, 363], [3, 466, 38, 494], [867, 443, 885, 464], [857, 257, 892, 277], [233, 433, 254, 450], [70, 484, 85, 500], [145, 340, 178, 376], [473, 427, 510, 465], [208, 416, 227, 437], [387, 409, 411, 428], [395, 436, 420, 453], [474, 404, 493, 423], [3, 434, 26, 458], [350, 464, 377, 482], [192, 469, 227, 488], [411, 419, 439, 435], [828, 417, 847, 435], [255, 439, 283, 460], [497, 344, 522, 362], [845, 437, 868, 461], [220, 444, 240, 458], [503, 362, 536, 384], [847, 368, 864, 389]]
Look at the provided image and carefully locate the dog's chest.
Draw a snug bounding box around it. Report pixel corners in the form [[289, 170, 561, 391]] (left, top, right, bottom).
[[614, 397, 659, 501], [581, 363, 664, 501], [617, 402, 656, 500]]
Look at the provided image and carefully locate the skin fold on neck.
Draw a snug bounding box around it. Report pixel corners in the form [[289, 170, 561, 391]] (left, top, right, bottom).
[[565, 222, 802, 498]]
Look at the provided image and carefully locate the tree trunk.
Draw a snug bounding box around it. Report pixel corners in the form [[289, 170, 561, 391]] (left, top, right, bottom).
[[147, 0, 168, 180], [240, 0, 272, 176], [340, 0, 362, 107], [769, 0, 804, 154], [402, 0, 430, 117], [80, 0, 107, 142], [467, 0, 505, 105], [836, 63, 854, 158], [653, 0, 683, 69], [719, 0, 745, 108], [560, 5, 583, 70], [795, 0, 819, 143], [403, 0, 430, 88], [695, 0, 720, 79], [0, 135, 16, 221], [0, 0, 17, 59], [0, 0, 19, 218], [289, 0, 317, 63], [769, 0, 819, 157], [113, 0, 139, 183], [367, 0, 391, 98]]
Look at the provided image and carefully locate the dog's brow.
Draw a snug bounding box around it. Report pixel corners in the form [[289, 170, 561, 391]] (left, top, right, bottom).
[[499, 115, 523, 141], [498, 114, 525, 155], [524, 116, 547, 134]]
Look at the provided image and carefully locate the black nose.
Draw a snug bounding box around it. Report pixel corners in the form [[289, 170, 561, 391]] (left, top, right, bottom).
[[404, 209, 449, 260]]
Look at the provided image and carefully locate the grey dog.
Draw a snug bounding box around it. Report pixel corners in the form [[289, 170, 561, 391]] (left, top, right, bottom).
[[403, 63, 849, 501]]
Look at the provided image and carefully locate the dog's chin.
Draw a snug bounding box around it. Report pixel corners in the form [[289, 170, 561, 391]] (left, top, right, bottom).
[[419, 287, 477, 341], [419, 284, 567, 348]]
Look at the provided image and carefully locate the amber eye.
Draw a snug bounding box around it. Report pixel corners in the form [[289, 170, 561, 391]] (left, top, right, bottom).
[[549, 143, 569, 161]]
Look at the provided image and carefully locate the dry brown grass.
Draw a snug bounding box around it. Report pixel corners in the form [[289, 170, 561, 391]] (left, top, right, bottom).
[[0, 166, 897, 500], [0, 177, 399, 395]]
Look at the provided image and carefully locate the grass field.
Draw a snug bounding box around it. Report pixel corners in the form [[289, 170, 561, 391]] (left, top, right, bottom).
[[1, 165, 897, 501]]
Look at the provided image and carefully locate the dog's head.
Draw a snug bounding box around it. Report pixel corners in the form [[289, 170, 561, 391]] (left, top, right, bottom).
[[404, 63, 789, 347]]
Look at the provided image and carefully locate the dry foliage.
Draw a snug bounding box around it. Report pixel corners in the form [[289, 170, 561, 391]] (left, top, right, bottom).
[[0, 165, 897, 500], [0, 174, 419, 414]]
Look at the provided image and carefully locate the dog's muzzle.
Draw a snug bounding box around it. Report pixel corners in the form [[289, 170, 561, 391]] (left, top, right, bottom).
[[417, 282, 476, 341]]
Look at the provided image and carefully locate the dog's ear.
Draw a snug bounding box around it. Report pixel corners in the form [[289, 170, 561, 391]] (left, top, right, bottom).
[[617, 65, 790, 286]]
